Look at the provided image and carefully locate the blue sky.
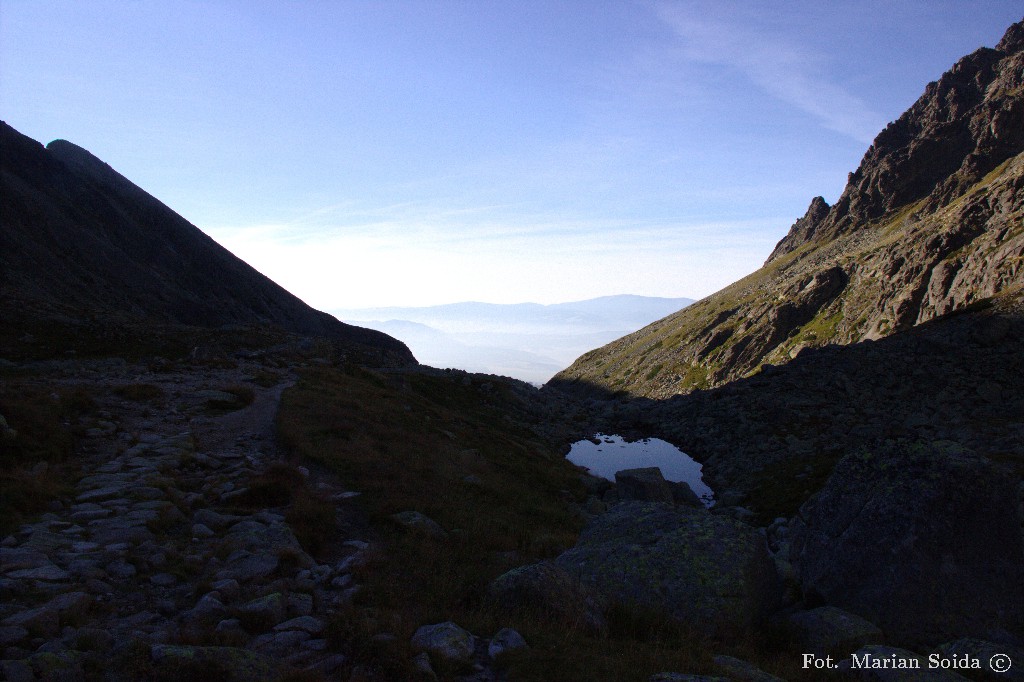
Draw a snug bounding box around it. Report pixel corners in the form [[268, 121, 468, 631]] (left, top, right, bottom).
[[2, 1, 1021, 308]]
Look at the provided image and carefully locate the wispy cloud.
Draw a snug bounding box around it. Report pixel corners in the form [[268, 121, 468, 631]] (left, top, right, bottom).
[[654, 2, 884, 144]]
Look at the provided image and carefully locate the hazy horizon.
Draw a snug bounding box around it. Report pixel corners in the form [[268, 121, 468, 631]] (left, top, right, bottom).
[[333, 294, 695, 383]]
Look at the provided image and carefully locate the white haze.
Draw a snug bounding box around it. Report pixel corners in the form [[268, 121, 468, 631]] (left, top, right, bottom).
[[334, 294, 694, 385]]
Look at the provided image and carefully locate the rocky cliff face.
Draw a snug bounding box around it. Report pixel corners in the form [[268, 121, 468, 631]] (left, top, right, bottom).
[[0, 122, 415, 366], [553, 20, 1024, 399]]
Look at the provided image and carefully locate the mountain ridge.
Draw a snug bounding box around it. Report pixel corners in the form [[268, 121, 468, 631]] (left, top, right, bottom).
[[553, 19, 1024, 399], [0, 122, 415, 366]]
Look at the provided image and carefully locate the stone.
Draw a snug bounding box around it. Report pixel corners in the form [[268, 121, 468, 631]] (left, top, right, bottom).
[[180, 593, 229, 632], [411, 621, 475, 664], [274, 616, 325, 635], [0, 625, 28, 646], [191, 523, 216, 538], [46, 591, 92, 622], [1, 660, 35, 682], [6, 564, 71, 581], [932, 639, 1024, 682], [412, 651, 438, 680], [150, 644, 277, 681], [785, 606, 883, 656], [488, 561, 607, 634], [790, 445, 1024, 645], [488, 627, 527, 658], [2, 604, 60, 636], [220, 551, 278, 583], [238, 592, 286, 632], [614, 467, 674, 504], [193, 508, 238, 530], [389, 511, 448, 539], [670, 481, 703, 507], [712, 655, 786, 682], [73, 626, 115, 652], [105, 558, 137, 579], [0, 547, 51, 571], [556, 502, 780, 633], [150, 572, 177, 587], [211, 578, 242, 600]]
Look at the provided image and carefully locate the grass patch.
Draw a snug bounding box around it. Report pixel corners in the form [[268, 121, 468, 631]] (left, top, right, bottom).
[[0, 383, 94, 534]]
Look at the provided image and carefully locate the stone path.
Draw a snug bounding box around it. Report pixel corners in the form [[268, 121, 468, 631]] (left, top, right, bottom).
[[0, 358, 368, 680]]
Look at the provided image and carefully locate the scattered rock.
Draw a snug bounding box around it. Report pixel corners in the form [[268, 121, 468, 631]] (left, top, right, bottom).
[[411, 621, 475, 664], [488, 627, 527, 658], [390, 511, 448, 540]]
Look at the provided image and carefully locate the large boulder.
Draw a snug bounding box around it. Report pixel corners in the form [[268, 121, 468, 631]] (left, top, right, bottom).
[[790, 444, 1024, 646], [615, 467, 674, 504], [555, 502, 780, 633], [487, 561, 607, 633]]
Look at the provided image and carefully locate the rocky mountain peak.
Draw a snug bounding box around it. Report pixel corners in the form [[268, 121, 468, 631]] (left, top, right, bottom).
[[767, 18, 1024, 263], [765, 196, 830, 264], [996, 18, 1024, 53]]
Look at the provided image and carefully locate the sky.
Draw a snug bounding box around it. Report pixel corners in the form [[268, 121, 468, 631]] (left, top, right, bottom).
[[2, 1, 1021, 309]]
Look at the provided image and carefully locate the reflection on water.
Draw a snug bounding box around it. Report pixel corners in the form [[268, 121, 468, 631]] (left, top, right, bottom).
[[567, 433, 715, 507]]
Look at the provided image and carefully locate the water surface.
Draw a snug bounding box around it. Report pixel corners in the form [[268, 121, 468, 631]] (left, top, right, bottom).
[[567, 433, 715, 507]]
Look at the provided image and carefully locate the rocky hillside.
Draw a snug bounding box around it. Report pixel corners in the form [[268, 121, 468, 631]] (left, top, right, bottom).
[[0, 122, 414, 367], [553, 20, 1024, 398]]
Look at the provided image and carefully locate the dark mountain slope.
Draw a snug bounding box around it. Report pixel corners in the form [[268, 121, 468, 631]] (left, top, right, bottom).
[[0, 122, 414, 365], [553, 19, 1024, 398]]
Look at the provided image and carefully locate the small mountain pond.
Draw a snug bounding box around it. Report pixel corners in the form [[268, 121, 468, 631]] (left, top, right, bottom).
[[567, 433, 715, 507]]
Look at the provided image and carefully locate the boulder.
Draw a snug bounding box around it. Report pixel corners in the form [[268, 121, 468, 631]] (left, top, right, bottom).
[[615, 467, 674, 504], [410, 621, 475, 664], [790, 444, 1024, 645], [488, 561, 607, 634], [487, 627, 527, 659], [670, 481, 703, 508], [785, 606, 884, 656], [389, 511, 448, 540], [555, 502, 780, 633]]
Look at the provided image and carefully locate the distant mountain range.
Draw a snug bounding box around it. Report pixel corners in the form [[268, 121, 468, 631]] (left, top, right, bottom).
[[333, 295, 694, 384]]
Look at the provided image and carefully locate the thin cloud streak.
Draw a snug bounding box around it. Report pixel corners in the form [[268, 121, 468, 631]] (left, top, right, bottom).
[[654, 2, 885, 143]]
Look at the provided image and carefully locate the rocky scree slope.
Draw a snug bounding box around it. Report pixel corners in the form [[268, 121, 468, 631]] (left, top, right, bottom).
[[553, 20, 1024, 399], [0, 122, 414, 367]]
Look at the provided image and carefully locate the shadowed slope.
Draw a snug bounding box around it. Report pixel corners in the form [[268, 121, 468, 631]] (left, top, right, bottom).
[[0, 122, 414, 365]]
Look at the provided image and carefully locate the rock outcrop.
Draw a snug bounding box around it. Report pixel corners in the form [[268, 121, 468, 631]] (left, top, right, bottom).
[[789, 444, 1024, 646]]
